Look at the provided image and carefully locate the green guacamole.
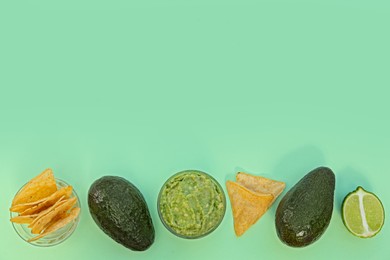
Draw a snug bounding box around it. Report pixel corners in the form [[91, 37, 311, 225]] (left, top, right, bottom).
[[159, 170, 226, 238]]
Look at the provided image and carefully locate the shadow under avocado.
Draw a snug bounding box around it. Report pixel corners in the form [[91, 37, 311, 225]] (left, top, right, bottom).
[[269, 145, 327, 215], [335, 167, 371, 215]]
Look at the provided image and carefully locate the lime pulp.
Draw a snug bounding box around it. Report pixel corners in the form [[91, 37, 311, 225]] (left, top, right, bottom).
[[342, 186, 385, 238]]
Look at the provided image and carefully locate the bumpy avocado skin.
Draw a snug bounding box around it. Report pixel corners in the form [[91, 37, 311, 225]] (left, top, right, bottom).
[[88, 176, 155, 251], [275, 167, 335, 247]]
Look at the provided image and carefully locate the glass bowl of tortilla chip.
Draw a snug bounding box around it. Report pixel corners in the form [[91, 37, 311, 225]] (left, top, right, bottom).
[[10, 177, 81, 247], [158, 170, 226, 239]]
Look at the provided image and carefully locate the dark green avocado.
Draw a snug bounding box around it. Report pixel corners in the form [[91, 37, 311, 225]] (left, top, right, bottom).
[[275, 167, 335, 247], [88, 176, 155, 251]]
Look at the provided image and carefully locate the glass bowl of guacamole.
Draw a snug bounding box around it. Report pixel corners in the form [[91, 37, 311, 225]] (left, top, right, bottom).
[[158, 170, 226, 239]]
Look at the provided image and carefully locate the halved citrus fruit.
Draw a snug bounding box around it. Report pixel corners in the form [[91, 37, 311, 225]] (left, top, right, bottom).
[[342, 186, 385, 238]]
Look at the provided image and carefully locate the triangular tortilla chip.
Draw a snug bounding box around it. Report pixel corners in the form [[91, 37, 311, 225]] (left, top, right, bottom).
[[30, 197, 77, 234], [226, 181, 273, 236], [19, 186, 72, 216], [28, 196, 67, 228], [12, 169, 57, 206], [10, 186, 72, 214], [236, 172, 285, 205], [10, 200, 42, 213], [28, 207, 80, 242], [10, 214, 38, 224]]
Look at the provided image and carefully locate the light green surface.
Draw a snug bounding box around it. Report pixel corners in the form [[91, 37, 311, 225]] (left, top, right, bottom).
[[0, 0, 389, 259]]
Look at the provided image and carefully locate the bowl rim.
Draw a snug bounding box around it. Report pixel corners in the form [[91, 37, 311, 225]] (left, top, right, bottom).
[[157, 169, 226, 239]]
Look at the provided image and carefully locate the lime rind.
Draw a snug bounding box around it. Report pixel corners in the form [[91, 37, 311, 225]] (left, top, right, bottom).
[[342, 186, 385, 238]]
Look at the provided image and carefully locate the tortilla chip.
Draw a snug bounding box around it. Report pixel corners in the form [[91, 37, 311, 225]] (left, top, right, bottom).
[[10, 186, 72, 213], [30, 197, 76, 234], [236, 172, 285, 205], [46, 205, 80, 229], [28, 195, 67, 228], [11, 169, 57, 206], [10, 198, 44, 213], [10, 214, 38, 224], [226, 181, 273, 236], [10, 201, 40, 213], [19, 186, 73, 216], [28, 207, 80, 242]]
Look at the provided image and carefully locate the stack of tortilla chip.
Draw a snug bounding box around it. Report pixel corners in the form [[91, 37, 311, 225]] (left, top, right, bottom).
[[226, 172, 285, 236], [10, 168, 80, 242]]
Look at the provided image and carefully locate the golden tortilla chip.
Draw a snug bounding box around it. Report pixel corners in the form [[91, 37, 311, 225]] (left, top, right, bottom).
[[10, 214, 38, 224], [10, 186, 72, 213], [10, 198, 44, 213], [226, 181, 273, 236], [19, 186, 73, 216], [46, 205, 80, 230], [28, 207, 80, 242], [28, 195, 67, 228], [10, 201, 40, 213], [11, 169, 57, 206], [30, 197, 76, 234], [236, 172, 285, 205]]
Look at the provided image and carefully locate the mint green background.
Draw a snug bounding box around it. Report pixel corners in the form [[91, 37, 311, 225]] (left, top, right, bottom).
[[1, 0, 389, 259]]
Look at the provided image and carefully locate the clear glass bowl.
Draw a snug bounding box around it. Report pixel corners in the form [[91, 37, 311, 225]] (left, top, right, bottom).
[[10, 178, 81, 247], [158, 170, 226, 239]]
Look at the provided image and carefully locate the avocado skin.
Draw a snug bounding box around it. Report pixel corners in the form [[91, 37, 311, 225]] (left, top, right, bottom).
[[88, 176, 155, 251], [275, 167, 335, 247]]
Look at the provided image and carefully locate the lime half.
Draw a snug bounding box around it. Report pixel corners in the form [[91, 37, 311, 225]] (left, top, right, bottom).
[[342, 186, 385, 238]]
